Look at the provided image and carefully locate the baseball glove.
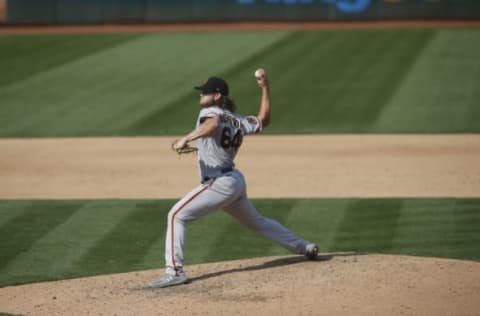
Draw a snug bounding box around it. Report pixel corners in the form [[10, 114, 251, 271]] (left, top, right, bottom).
[[175, 144, 198, 155]]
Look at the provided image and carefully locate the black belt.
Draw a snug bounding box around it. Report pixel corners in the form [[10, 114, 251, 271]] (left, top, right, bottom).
[[202, 167, 233, 183]]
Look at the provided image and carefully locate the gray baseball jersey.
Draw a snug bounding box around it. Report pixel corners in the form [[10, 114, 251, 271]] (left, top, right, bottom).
[[196, 106, 261, 181], [163, 106, 310, 277]]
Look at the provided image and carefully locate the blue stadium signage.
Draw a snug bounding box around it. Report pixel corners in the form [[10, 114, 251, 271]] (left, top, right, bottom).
[[237, 0, 372, 13]]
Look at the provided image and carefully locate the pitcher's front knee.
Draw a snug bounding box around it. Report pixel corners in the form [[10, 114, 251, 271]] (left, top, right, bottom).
[[168, 208, 193, 227]]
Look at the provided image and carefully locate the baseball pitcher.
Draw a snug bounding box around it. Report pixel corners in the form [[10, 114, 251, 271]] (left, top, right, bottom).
[[149, 69, 319, 288]]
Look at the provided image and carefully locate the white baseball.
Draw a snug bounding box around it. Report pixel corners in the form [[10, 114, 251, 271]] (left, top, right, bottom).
[[254, 68, 265, 79]]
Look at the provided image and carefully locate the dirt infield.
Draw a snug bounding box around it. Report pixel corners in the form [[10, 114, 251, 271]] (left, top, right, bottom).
[[1, 20, 480, 35], [1, 135, 479, 199], [1, 254, 480, 316]]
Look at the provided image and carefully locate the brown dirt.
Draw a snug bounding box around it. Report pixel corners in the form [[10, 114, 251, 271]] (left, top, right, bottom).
[[1, 254, 480, 316], [1, 20, 480, 35], [1, 135, 479, 199], [1, 135, 480, 315]]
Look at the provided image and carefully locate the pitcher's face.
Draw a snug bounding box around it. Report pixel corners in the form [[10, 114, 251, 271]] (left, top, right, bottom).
[[199, 92, 221, 107]]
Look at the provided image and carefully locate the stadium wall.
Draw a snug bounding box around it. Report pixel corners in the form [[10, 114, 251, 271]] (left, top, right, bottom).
[[3, 0, 480, 25]]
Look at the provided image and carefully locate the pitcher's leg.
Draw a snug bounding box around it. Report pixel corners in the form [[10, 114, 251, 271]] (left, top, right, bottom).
[[224, 197, 309, 254], [164, 180, 237, 275]]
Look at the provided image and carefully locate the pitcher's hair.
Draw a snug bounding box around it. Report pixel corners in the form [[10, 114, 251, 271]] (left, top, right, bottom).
[[217, 96, 236, 113]]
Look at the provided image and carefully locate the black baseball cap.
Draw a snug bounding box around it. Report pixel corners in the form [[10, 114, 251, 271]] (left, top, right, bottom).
[[194, 77, 229, 96]]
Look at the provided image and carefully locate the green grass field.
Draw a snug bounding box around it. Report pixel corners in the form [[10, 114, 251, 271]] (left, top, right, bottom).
[[1, 29, 479, 289], [1, 29, 479, 137], [0, 198, 479, 286]]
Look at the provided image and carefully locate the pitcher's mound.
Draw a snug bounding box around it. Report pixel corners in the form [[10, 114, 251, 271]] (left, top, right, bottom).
[[1, 254, 479, 316]]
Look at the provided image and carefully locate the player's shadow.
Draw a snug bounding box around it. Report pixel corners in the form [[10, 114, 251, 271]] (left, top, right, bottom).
[[188, 252, 365, 284]]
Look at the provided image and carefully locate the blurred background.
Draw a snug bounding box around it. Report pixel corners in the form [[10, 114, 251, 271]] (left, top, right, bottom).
[[1, 0, 479, 25]]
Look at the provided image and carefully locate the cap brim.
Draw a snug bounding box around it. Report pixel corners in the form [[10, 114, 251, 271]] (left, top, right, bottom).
[[194, 86, 217, 94]]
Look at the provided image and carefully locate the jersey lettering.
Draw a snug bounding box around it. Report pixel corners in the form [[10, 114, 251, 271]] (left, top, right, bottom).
[[220, 113, 242, 129], [220, 126, 243, 150]]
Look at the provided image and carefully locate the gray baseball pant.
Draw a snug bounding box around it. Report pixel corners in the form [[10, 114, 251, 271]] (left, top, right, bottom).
[[164, 170, 309, 275]]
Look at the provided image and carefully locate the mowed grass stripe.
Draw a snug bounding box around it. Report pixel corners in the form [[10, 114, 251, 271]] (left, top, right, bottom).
[[128, 30, 417, 135], [124, 31, 298, 136], [136, 236, 165, 271], [0, 201, 133, 286], [391, 199, 480, 261], [224, 30, 434, 134], [0, 34, 140, 88], [285, 199, 349, 251], [0, 201, 78, 271], [2, 29, 479, 136], [452, 200, 480, 260], [0, 31, 289, 137], [74, 200, 168, 275], [0, 201, 31, 226], [332, 199, 404, 252], [126, 30, 436, 135], [0, 198, 479, 286], [374, 29, 480, 133]]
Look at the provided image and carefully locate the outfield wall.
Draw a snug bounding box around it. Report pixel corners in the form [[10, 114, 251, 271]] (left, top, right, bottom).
[[3, 0, 480, 25]]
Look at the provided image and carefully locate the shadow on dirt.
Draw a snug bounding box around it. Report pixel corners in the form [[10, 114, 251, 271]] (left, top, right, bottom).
[[188, 252, 367, 283]]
